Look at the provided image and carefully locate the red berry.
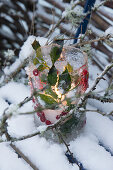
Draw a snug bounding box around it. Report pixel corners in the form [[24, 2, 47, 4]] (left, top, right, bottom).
[[34, 106, 37, 110], [33, 69, 39, 76], [32, 97, 35, 103], [45, 120, 51, 125], [56, 115, 60, 120], [41, 111, 45, 116], [79, 69, 89, 92], [61, 111, 68, 116], [37, 111, 46, 122], [36, 103, 39, 107], [37, 111, 44, 117], [40, 116, 46, 122], [82, 69, 88, 75], [37, 112, 41, 117]]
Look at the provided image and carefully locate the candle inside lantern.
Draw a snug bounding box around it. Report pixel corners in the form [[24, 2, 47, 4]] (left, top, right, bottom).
[[26, 43, 88, 125]]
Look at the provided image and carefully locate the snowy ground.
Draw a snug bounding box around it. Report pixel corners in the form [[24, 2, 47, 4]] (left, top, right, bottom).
[[0, 34, 113, 170], [0, 79, 113, 170], [1, 0, 113, 168]]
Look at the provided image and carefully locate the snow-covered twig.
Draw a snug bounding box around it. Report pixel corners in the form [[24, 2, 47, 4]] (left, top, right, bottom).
[[74, 34, 112, 47], [0, 58, 28, 87], [89, 62, 113, 93], [93, 0, 107, 11], [109, 110, 113, 116], [82, 109, 113, 117], [0, 91, 36, 137], [79, 109, 106, 116], [88, 94, 113, 103], [10, 131, 41, 142]]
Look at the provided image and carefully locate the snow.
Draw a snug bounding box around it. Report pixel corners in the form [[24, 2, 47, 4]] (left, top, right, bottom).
[[103, 42, 113, 53], [86, 111, 113, 151], [38, 0, 53, 9], [6, 104, 19, 116], [1, 13, 14, 23], [0, 98, 9, 116], [62, 5, 84, 18], [0, 143, 32, 170], [70, 135, 113, 170], [3, 36, 47, 76], [36, 125, 47, 133], [15, 137, 79, 170], [100, 6, 113, 16], [4, 49, 15, 58], [0, 79, 113, 170], [0, 25, 14, 38], [89, 24, 104, 37], [1, 31, 113, 170], [0, 82, 30, 105], [105, 26, 113, 36], [7, 115, 36, 138]]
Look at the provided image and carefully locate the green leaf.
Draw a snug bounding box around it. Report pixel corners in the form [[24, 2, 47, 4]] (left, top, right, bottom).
[[33, 58, 40, 65], [45, 86, 58, 99], [36, 48, 43, 61], [50, 46, 62, 65], [38, 94, 57, 108], [67, 63, 73, 73], [58, 68, 71, 94], [32, 40, 40, 50], [37, 64, 46, 71], [47, 66, 57, 86]]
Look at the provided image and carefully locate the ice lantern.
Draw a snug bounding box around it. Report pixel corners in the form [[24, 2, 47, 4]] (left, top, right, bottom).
[[27, 42, 89, 142]]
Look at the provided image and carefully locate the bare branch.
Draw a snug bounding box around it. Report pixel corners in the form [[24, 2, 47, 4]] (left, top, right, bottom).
[[73, 34, 112, 47], [10, 144, 39, 170], [79, 109, 106, 116], [88, 94, 113, 103], [56, 129, 81, 169], [10, 131, 41, 142]]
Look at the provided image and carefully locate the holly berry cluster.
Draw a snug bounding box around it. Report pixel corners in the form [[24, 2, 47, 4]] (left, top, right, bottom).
[[56, 111, 68, 120], [37, 110, 68, 125], [80, 69, 89, 92], [34, 102, 68, 125], [34, 103, 51, 125], [37, 111, 51, 125]]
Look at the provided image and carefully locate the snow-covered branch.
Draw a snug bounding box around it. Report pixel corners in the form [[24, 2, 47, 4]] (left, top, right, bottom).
[[77, 62, 113, 109]]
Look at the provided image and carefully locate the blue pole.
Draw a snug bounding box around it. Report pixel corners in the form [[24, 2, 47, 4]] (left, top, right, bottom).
[[73, 0, 96, 44]]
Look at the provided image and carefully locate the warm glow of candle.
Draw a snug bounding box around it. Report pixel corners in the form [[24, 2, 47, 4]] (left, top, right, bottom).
[[54, 85, 62, 98]]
